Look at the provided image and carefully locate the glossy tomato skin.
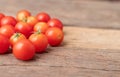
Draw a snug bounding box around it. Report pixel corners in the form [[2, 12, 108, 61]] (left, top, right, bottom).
[[10, 33, 26, 46], [0, 25, 15, 38], [15, 22, 32, 38], [16, 10, 31, 21], [47, 18, 63, 30], [36, 12, 50, 22], [0, 34, 10, 54], [29, 33, 48, 53], [0, 13, 5, 20], [0, 13, 5, 26], [27, 16, 38, 28], [1, 16, 17, 27], [13, 39, 35, 60], [45, 27, 64, 46], [34, 22, 49, 34]]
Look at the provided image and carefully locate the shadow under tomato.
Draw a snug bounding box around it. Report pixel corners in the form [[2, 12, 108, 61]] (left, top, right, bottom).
[[0, 48, 12, 55], [58, 41, 67, 47]]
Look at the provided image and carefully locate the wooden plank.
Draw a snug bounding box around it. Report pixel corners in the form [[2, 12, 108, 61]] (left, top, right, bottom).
[[0, 48, 120, 77], [64, 26, 120, 49], [0, 65, 119, 77], [0, 26, 120, 77], [1, 0, 120, 28], [0, 49, 120, 77], [0, 0, 120, 77]]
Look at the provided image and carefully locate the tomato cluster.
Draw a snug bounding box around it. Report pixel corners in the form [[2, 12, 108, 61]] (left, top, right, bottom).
[[0, 10, 64, 60]]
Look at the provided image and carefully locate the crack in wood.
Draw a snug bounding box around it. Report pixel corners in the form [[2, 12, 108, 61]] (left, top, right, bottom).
[[0, 64, 120, 72]]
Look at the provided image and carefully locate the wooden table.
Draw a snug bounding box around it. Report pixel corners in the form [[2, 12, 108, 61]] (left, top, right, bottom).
[[0, 0, 120, 77]]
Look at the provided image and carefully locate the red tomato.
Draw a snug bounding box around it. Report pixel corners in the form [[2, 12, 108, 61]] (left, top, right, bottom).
[[34, 22, 49, 34], [16, 10, 31, 21], [36, 12, 51, 22], [0, 13, 5, 20], [10, 33, 26, 46], [13, 39, 35, 60], [45, 27, 64, 46], [0, 13, 5, 26], [47, 18, 63, 30], [29, 33, 48, 53], [1, 16, 17, 27], [0, 34, 10, 54], [27, 16, 38, 28], [15, 22, 32, 38], [0, 25, 15, 38]]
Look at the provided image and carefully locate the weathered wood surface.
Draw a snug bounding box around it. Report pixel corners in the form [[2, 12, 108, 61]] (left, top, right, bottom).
[[0, 0, 120, 77], [0, 26, 120, 77], [1, 0, 120, 29]]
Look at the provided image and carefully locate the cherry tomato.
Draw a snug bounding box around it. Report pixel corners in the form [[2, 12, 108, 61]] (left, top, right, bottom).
[[45, 27, 64, 46], [16, 10, 31, 21], [0, 34, 10, 54], [0, 25, 15, 38], [1, 16, 17, 27], [29, 32, 48, 53], [36, 12, 51, 22], [0, 13, 5, 26], [15, 22, 32, 38], [0, 13, 5, 20], [34, 22, 49, 34], [10, 33, 26, 46], [27, 16, 38, 28], [13, 39, 35, 60], [47, 18, 63, 30]]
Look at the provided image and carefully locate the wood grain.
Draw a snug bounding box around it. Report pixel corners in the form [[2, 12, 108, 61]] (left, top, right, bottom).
[[1, 0, 120, 28], [0, 26, 120, 77], [64, 26, 120, 49], [0, 0, 120, 77]]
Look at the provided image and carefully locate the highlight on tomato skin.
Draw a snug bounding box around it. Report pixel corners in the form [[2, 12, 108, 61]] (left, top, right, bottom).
[[0, 10, 65, 61], [0, 25, 15, 38], [9, 33, 27, 47], [1, 16, 17, 27], [33, 22, 49, 34], [0, 13, 5, 26], [36, 12, 51, 22], [15, 22, 33, 38], [47, 18, 63, 30], [29, 32, 48, 53], [26, 16, 38, 28], [45, 27, 64, 46], [13, 39, 35, 61], [16, 9, 31, 22]]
